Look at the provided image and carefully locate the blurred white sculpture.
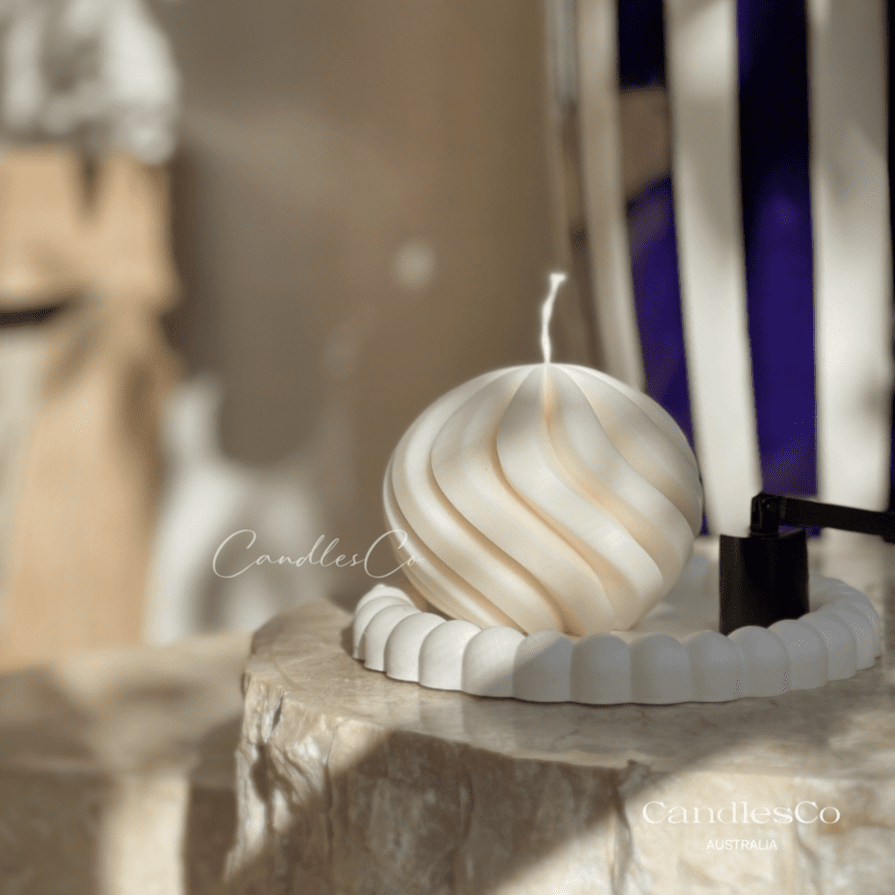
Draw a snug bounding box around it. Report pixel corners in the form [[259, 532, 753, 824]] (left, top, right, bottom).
[[145, 376, 327, 645], [0, 0, 179, 163]]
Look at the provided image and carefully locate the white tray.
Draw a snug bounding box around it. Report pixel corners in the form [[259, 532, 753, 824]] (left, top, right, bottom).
[[350, 551, 881, 704]]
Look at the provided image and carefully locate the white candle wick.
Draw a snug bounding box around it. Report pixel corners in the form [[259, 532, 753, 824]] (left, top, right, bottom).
[[540, 272, 567, 364]]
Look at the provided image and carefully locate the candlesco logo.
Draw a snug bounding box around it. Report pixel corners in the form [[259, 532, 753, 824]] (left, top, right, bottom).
[[642, 801, 841, 825], [212, 529, 417, 580]]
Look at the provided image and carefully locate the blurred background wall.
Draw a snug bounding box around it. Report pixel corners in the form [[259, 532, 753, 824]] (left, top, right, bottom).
[[154, 0, 582, 608]]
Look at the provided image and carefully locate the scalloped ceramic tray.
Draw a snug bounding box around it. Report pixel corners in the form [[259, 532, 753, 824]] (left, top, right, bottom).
[[350, 551, 881, 704]]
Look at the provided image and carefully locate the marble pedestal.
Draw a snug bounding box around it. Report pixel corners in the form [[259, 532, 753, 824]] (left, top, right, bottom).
[[227, 538, 895, 895], [0, 630, 249, 895]]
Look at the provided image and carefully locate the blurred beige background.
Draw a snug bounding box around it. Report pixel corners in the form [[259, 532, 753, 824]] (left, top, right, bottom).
[[157, 0, 589, 605]]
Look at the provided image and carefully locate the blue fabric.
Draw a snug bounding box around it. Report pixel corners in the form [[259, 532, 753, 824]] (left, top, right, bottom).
[[618, 1, 694, 450], [737, 0, 817, 498], [618, 0, 703, 529], [619, 0, 821, 515], [627, 179, 694, 450], [617, 0, 665, 87]]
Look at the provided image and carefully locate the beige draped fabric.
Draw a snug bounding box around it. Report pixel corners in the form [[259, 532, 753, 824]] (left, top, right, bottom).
[[0, 146, 179, 670]]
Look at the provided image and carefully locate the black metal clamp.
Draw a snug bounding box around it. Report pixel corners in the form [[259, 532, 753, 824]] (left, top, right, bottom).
[[718, 492, 895, 635]]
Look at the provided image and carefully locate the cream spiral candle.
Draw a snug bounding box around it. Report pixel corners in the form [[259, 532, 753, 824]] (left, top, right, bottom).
[[384, 274, 704, 636]]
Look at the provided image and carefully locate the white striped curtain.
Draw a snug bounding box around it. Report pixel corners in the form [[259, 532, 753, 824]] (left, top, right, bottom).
[[552, 0, 893, 535]]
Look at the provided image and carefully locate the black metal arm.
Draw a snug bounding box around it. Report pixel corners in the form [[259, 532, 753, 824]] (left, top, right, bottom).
[[750, 492, 895, 542]]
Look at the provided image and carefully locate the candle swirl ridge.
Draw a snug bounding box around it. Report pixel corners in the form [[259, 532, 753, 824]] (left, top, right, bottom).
[[384, 363, 704, 636]]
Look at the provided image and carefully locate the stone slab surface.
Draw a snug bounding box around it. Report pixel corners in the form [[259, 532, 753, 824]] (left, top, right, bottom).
[[0, 630, 250, 895], [227, 538, 895, 894]]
